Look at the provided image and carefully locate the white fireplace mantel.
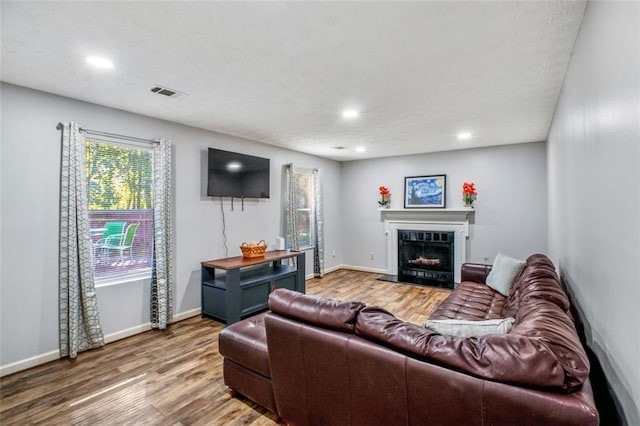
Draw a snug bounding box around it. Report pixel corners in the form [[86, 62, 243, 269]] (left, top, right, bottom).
[[379, 207, 474, 220], [379, 208, 474, 235], [380, 208, 474, 282]]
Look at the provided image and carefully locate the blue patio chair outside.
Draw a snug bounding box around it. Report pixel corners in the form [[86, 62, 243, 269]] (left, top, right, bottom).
[[100, 221, 126, 244], [93, 221, 126, 263]]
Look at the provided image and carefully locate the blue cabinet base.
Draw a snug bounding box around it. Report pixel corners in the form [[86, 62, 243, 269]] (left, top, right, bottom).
[[201, 251, 305, 324]]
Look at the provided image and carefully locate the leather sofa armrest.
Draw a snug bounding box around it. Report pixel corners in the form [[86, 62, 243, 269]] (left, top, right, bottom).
[[268, 288, 366, 332], [355, 306, 437, 356], [461, 263, 492, 283]]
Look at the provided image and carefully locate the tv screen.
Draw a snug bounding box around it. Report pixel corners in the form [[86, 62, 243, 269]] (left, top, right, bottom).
[[207, 148, 270, 198]]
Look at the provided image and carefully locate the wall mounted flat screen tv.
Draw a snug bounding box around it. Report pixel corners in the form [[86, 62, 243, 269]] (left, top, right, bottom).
[[207, 148, 270, 198]]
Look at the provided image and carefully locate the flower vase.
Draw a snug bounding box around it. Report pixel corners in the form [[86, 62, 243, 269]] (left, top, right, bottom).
[[463, 195, 474, 208], [462, 182, 477, 209]]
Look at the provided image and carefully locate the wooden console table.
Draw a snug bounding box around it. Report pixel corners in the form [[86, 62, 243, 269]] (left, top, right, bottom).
[[201, 250, 305, 324]]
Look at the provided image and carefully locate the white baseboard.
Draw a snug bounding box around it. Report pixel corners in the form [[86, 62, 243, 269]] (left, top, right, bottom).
[[104, 307, 201, 344], [0, 308, 203, 378], [104, 323, 151, 344], [173, 307, 202, 322], [339, 264, 387, 274], [324, 264, 343, 274], [305, 264, 345, 280], [306, 264, 386, 279], [0, 350, 61, 378]]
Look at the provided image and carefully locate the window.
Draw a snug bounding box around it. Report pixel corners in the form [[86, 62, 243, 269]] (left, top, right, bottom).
[[293, 170, 315, 248], [284, 165, 324, 277], [86, 140, 154, 282]]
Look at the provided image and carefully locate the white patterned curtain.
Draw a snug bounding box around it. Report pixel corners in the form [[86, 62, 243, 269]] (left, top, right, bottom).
[[59, 122, 104, 358], [312, 168, 324, 278], [284, 164, 299, 251], [150, 139, 174, 329]]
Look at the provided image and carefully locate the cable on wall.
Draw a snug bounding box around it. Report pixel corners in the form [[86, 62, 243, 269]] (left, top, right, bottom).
[[220, 197, 229, 257]]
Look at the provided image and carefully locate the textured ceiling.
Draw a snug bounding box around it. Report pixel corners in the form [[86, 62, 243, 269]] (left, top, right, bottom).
[[1, 1, 586, 161]]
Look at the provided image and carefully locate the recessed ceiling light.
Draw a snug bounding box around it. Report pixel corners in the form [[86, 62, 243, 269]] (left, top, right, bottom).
[[355, 146, 366, 153], [457, 132, 472, 140], [341, 109, 360, 119], [86, 56, 114, 69]]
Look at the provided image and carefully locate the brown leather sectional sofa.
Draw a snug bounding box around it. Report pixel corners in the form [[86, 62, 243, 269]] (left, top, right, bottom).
[[219, 254, 599, 425]]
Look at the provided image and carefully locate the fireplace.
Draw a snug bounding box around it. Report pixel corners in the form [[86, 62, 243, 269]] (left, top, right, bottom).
[[381, 208, 473, 286], [398, 230, 454, 288]]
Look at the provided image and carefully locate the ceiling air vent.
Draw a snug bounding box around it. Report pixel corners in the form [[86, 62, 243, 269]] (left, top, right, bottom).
[[150, 85, 186, 98]]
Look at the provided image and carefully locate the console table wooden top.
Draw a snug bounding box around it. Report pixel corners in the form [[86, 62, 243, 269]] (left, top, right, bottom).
[[201, 250, 301, 270]]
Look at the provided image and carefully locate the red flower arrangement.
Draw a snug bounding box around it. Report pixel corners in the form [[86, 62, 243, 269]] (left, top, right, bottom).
[[378, 186, 391, 207], [462, 182, 477, 207]]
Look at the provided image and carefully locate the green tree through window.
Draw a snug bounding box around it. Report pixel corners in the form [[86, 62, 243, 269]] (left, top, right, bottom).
[[86, 142, 153, 210]]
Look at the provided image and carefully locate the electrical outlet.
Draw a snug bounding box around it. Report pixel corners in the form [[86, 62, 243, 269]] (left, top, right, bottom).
[[332, 250, 336, 257], [484, 256, 489, 263], [369, 253, 375, 260]]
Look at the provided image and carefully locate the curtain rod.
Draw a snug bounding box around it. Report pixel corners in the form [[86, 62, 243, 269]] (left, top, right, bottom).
[[287, 163, 319, 173], [56, 122, 159, 145]]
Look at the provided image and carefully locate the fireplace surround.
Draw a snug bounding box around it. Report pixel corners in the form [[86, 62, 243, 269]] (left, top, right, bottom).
[[381, 208, 473, 285]]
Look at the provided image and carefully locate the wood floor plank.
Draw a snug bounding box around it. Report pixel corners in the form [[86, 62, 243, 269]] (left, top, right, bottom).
[[0, 270, 450, 425]]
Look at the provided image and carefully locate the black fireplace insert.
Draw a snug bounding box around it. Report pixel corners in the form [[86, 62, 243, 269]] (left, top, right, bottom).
[[397, 230, 454, 289]]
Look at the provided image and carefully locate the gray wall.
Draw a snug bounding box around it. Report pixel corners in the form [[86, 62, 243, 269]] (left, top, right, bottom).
[[0, 82, 549, 373], [340, 142, 548, 270], [0, 83, 343, 369], [547, 0, 639, 424]]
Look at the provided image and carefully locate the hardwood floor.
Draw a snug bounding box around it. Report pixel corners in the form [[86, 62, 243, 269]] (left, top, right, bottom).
[[0, 270, 451, 425]]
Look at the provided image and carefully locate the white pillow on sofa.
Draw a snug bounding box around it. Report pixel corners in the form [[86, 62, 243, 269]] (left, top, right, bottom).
[[424, 317, 515, 337], [485, 253, 526, 296]]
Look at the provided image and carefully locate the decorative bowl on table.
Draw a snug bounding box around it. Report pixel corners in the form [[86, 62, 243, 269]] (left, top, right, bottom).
[[240, 240, 267, 258]]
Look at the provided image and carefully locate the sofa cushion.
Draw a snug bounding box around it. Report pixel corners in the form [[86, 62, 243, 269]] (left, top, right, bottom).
[[424, 317, 515, 337], [268, 288, 366, 332], [486, 253, 526, 296], [430, 281, 507, 321]]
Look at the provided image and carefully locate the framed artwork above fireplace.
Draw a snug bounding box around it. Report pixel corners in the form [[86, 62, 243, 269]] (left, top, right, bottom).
[[404, 175, 446, 208]]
